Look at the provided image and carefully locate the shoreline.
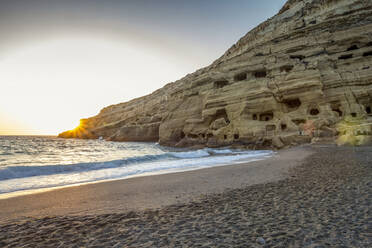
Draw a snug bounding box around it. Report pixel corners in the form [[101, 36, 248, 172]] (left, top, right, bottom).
[[0, 151, 274, 201], [0, 145, 310, 224]]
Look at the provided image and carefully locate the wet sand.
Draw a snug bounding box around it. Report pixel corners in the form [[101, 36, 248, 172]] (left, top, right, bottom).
[[0, 145, 371, 247]]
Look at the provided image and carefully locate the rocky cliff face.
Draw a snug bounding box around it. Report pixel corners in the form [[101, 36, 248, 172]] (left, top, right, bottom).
[[59, 0, 372, 149]]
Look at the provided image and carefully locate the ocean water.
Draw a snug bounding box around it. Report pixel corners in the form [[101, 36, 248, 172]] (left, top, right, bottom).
[[0, 136, 273, 196]]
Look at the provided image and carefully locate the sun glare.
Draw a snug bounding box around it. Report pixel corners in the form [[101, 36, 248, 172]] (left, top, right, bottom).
[[0, 37, 187, 135]]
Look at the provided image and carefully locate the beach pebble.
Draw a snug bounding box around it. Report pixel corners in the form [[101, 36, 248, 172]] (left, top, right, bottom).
[[256, 237, 266, 245]]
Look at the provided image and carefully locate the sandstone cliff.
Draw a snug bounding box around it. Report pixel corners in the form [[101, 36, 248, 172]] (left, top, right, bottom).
[[59, 0, 372, 149]]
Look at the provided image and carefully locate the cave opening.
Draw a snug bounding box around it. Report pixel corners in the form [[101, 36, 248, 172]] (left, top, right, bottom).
[[224, 135, 227, 140], [333, 108, 343, 117], [234, 134, 239, 140], [188, 133, 198, 139], [210, 108, 230, 125], [310, 108, 320, 115], [254, 70, 267, 78], [351, 113, 357, 117], [363, 51, 372, 57], [259, 112, 274, 121], [216, 109, 230, 123], [281, 124, 287, 130], [338, 54, 353, 60], [366, 106, 371, 114], [290, 55, 305, 60], [252, 114, 258, 120], [347, 45, 358, 51], [280, 65, 294, 73], [234, 72, 247, 81], [180, 131, 185, 139], [214, 80, 229, 89], [331, 102, 343, 117], [283, 98, 302, 110], [292, 119, 306, 125]]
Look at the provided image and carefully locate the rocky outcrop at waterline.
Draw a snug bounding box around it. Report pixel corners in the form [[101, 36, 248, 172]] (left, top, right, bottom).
[[59, 0, 372, 148]]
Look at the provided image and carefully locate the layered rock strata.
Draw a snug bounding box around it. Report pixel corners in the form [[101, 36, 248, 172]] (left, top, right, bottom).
[[59, 0, 372, 148]]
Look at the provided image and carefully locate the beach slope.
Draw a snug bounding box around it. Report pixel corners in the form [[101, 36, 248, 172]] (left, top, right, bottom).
[[0, 145, 371, 247]]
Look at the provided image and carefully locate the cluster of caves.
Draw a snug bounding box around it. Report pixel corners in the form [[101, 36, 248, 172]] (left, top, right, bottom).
[[212, 64, 295, 90], [213, 69, 269, 89], [284, 42, 372, 67], [250, 98, 321, 121], [180, 132, 240, 143], [179, 108, 239, 143], [337, 43, 372, 60], [287, 42, 372, 62], [211, 42, 372, 91], [179, 41, 372, 144], [178, 98, 372, 144]]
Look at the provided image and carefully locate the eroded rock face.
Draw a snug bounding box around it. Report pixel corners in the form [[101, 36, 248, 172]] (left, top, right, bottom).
[[59, 0, 372, 149]]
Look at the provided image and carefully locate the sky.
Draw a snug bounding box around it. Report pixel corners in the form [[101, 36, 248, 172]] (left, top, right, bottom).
[[0, 0, 287, 135]]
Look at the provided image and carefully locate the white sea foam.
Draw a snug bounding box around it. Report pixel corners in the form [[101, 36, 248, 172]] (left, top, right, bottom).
[[170, 149, 210, 158]]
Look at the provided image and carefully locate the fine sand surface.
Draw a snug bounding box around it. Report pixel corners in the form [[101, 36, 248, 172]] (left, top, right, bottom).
[[0, 145, 371, 247]]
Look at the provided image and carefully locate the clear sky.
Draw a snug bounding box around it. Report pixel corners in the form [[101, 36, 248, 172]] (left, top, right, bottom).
[[0, 0, 287, 135]]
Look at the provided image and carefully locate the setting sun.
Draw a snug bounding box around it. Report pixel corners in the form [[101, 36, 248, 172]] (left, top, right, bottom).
[[0, 37, 195, 135]]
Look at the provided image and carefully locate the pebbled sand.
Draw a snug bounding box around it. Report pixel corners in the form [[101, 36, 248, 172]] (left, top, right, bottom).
[[1, 145, 371, 247]]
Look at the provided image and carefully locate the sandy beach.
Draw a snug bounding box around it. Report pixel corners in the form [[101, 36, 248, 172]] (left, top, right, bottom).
[[0, 144, 371, 247]]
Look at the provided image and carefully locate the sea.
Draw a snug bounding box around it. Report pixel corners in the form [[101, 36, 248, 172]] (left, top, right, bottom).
[[0, 136, 273, 197]]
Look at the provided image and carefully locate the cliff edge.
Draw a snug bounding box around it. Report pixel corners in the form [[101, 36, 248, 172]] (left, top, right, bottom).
[[59, 0, 372, 149]]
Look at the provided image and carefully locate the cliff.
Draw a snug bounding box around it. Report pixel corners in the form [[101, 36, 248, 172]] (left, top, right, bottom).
[[59, 0, 372, 149]]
